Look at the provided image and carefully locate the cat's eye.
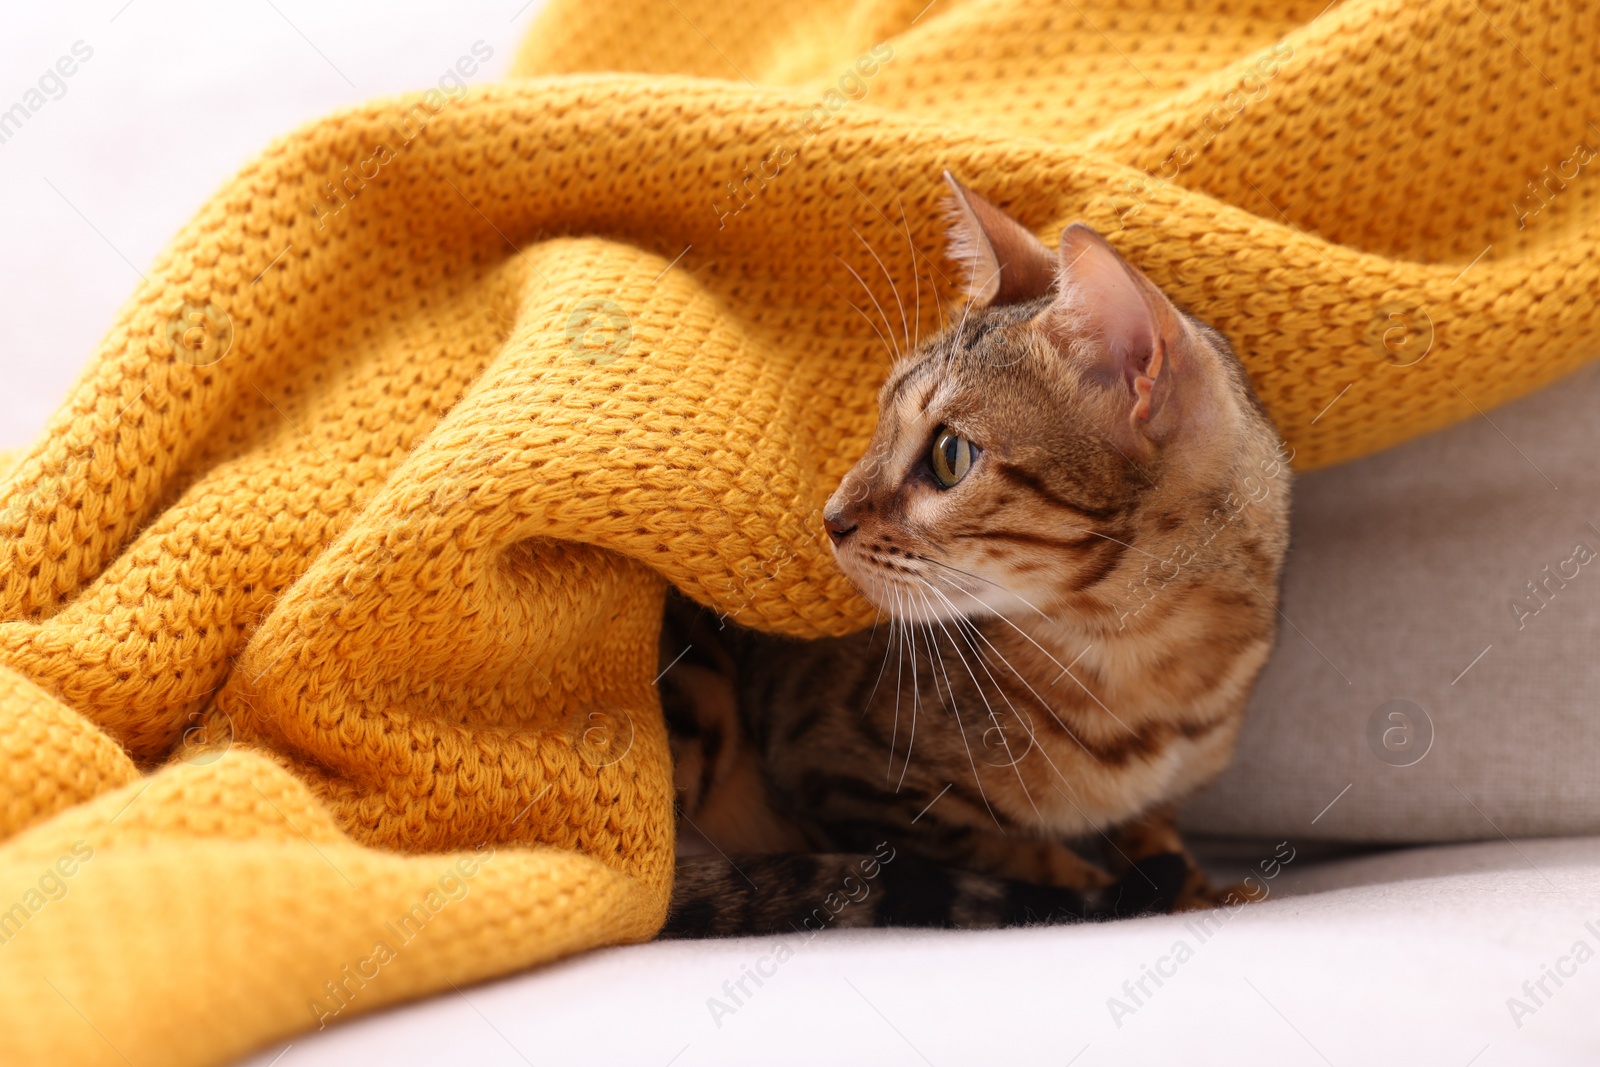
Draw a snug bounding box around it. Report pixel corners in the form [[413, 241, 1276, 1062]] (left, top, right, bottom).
[[929, 427, 979, 488]]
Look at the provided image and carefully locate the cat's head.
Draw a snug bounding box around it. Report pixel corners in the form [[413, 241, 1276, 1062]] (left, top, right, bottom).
[[822, 173, 1286, 626]]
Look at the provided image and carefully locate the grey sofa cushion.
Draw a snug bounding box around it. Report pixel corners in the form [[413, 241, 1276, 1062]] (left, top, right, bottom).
[[1184, 359, 1600, 841]]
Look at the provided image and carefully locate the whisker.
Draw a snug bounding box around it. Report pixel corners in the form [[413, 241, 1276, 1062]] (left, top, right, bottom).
[[827, 283, 901, 366], [854, 226, 910, 357], [1069, 527, 1161, 563], [908, 586, 1109, 820], [915, 579, 1045, 826], [905, 586, 925, 792], [963, 642, 1087, 805], [916, 554, 1053, 622], [897, 199, 923, 355], [913, 587, 1003, 830], [913, 258, 945, 350], [862, 602, 896, 723], [944, 579, 1129, 730], [897, 584, 921, 788], [836, 256, 902, 361], [953, 290, 976, 347], [912, 554, 986, 592], [886, 584, 906, 781], [920, 575, 1107, 759], [902, 601, 947, 793]]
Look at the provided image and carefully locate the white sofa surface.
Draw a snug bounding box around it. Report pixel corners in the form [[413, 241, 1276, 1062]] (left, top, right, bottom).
[[239, 837, 1600, 1066]]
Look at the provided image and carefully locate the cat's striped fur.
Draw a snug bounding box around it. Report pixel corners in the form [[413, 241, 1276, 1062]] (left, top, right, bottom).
[[658, 176, 1291, 938]]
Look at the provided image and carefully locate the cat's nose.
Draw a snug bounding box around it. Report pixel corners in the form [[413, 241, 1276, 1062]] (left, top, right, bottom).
[[823, 508, 858, 544]]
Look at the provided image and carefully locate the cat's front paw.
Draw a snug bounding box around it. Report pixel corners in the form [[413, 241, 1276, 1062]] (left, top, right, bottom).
[[1171, 873, 1269, 913], [1101, 851, 1188, 918]]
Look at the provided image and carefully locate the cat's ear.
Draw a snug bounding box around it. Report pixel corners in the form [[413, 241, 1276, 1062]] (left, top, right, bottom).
[[942, 172, 1057, 306], [1047, 223, 1195, 453]]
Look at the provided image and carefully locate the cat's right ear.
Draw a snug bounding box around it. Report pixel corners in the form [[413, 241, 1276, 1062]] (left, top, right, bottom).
[[942, 172, 1057, 307], [1047, 223, 1203, 457]]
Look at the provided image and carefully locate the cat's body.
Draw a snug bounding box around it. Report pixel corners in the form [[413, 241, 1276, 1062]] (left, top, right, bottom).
[[659, 176, 1291, 937]]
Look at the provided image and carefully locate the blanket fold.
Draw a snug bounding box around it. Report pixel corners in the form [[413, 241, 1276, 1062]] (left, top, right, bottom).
[[3, 0, 1598, 1062]]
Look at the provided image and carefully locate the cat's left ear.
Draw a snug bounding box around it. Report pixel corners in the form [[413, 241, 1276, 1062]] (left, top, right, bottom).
[[942, 172, 1057, 306], [1046, 224, 1198, 454]]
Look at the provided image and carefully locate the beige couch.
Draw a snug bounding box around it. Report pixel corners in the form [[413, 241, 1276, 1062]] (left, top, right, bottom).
[[7, 4, 1598, 1064]]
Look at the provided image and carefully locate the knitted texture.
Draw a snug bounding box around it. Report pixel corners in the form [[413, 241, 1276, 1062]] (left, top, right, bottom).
[[2, 0, 1598, 1062]]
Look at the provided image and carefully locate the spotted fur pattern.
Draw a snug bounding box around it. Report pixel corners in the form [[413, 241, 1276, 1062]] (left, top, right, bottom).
[[659, 181, 1291, 938]]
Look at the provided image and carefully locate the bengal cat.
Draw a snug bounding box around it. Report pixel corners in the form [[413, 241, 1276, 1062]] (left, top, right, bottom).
[[658, 174, 1292, 937]]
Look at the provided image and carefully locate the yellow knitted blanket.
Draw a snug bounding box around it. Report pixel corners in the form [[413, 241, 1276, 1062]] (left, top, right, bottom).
[[1, 0, 1595, 1062]]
